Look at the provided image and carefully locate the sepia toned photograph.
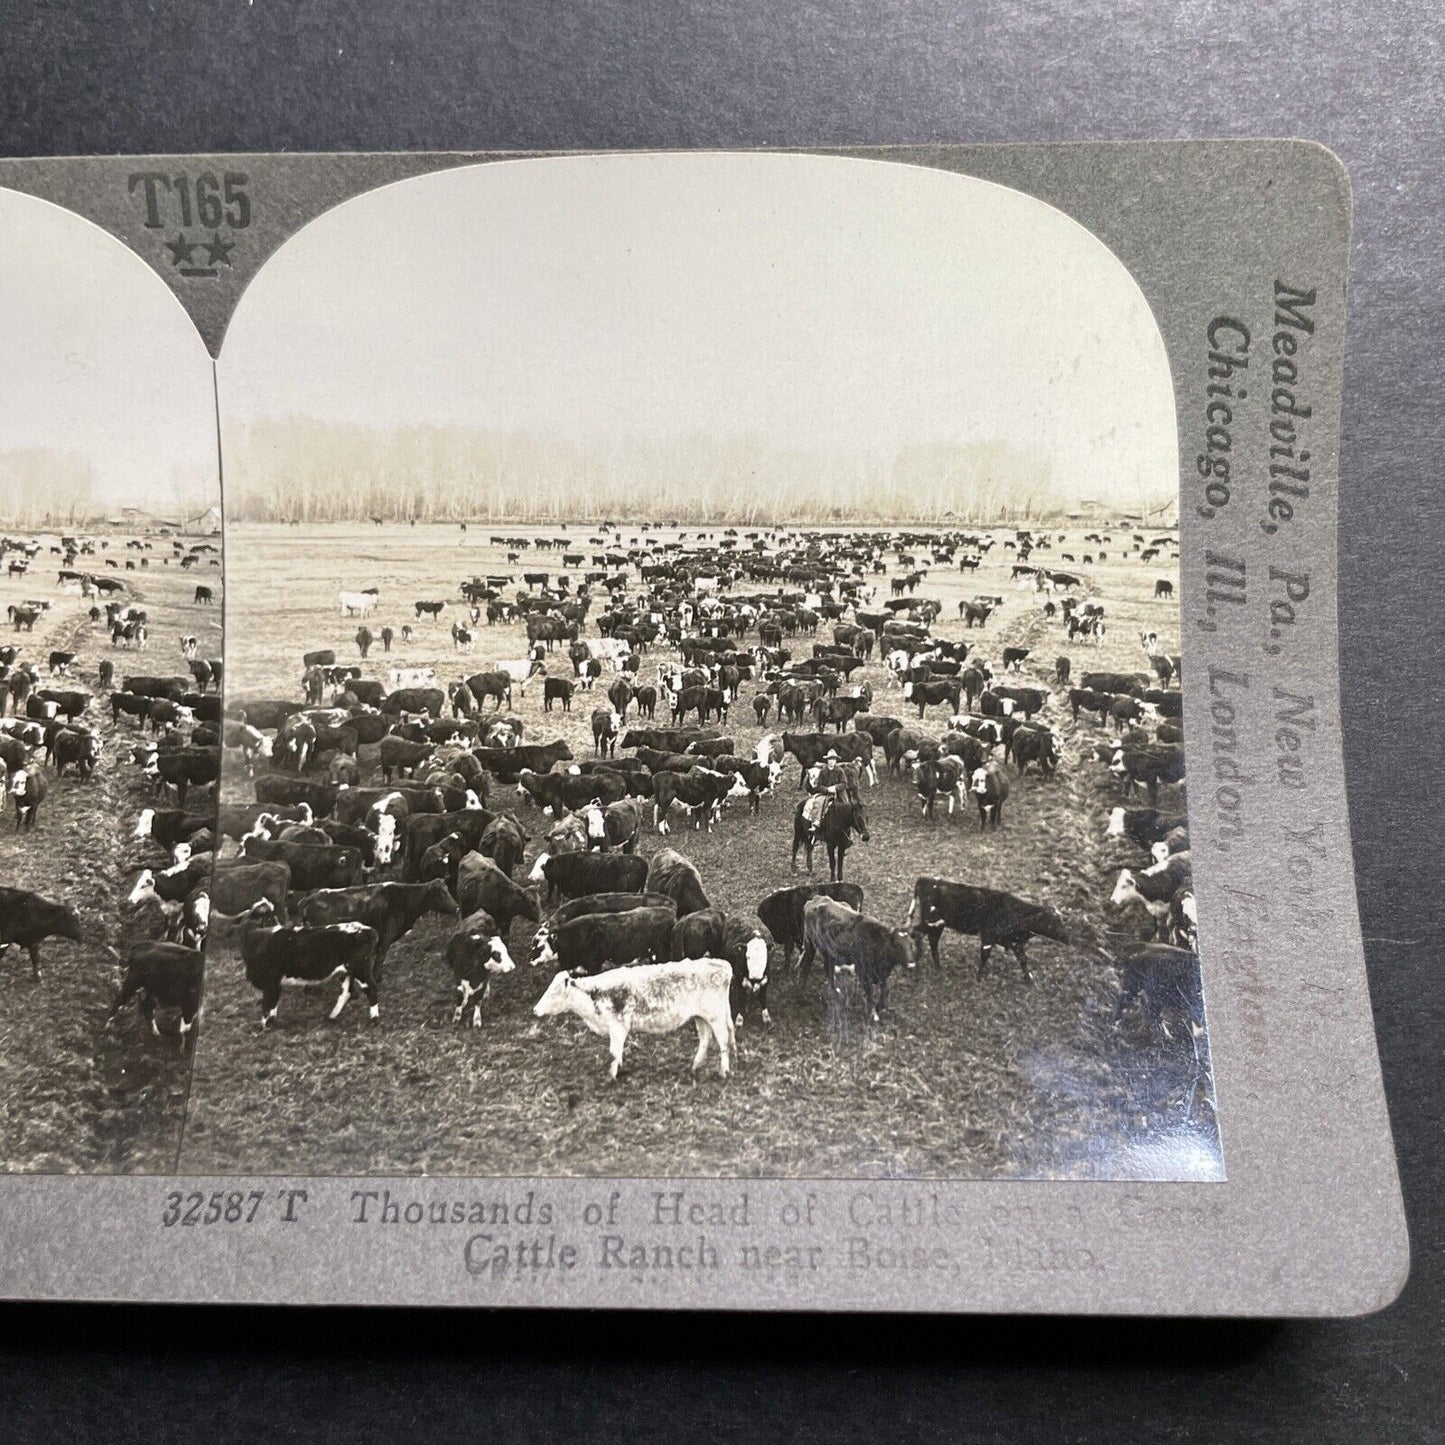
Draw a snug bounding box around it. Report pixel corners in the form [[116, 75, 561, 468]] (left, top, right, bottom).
[[173, 154, 1216, 1180], [0, 188, 221, 1173]]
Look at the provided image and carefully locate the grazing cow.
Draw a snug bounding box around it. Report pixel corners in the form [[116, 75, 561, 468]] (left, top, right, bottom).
[[107, 942, 204, 1048], [532, 904, 676, 976], [240, 901, 380, 1026], [906, 876, 1069, 982], [970, 762, 1010, 829], [240, 838, 365, 891], [446, 910, 517, 1025], [471, 739, 572, 782], [1154, 578, 1174, 599], [463, 670, 515, 710], [644, 848, 711, 915], [193, 585, 214, 605], [478, 814, 529, 876], [1002, 646, 1030, 672], [532, 959, 735, 1080], [298, 879, 459, 964], [456, 853, 542, 932], [0, 887, 82, 978], [800, 896, 918, 1022], [415, 599, 447, 620]]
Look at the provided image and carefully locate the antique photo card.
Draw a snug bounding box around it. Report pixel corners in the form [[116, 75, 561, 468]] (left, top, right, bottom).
[[0, 145, 1408, 1314]]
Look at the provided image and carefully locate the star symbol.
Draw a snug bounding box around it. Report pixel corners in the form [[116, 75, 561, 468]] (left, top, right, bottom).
[[202, 231, 235, 266], [164, 232, 196, 266]]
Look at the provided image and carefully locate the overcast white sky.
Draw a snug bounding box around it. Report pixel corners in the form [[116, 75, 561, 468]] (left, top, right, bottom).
[[0, 188, 217, 513], [220, 153, 1176, 507]]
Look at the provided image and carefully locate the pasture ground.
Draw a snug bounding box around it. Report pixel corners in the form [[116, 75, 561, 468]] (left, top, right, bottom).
[[0, 539, 222, 1173], [182, 520, 1219, 1181]]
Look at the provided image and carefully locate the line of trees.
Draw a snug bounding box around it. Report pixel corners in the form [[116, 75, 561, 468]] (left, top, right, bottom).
[[223, 419, 1174, 526], [0, 448, 94, 528]]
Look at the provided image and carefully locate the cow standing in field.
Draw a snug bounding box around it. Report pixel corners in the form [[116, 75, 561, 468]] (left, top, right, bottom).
[[801, 896, 918, 1023], [906, 876, 1070, 983], [532, 959, 735, 1081], [107, 942, 204, 1048], [240, 900, 381, 1026], [0, 887, 83, 978]]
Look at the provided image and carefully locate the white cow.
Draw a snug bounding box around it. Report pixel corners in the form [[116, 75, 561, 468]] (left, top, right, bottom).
[[532, 959, 735, 1081], [339, 588, 380, 617]]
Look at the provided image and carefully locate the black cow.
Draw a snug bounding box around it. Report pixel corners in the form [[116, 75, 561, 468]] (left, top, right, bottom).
[[517, 767, 626, 817], [471, 740, 573, 782], [254, 775, 339, 815], [532, 849, 650, 902], [801, 896, 918, 1022], [107, 942, 204, 1048], [240, 839, 365, 891], [639, 847, 707, 915], [378, 735, 434, 784], [240, 900, 380, 1026], [297, 879, 458, 963], [0, 887, 82, 977], [757, 881, 863, 968], [456, 853, 542, 932], [1006, 723, 1061, 777], [532, 904, 676, 976], [906, 876, 1070, 983], [592, 706, 620, 757], [1110, 743, 1186, 801], [208, 860, 292, 923], [652, 767, 741, 834], [1113, 942, 1203, 1042], [670, 906, 728, 960], [542, 676, 575, 714]]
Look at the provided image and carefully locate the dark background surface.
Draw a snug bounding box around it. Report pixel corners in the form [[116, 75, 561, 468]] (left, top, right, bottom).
[[1, 2, 1439, 1439]]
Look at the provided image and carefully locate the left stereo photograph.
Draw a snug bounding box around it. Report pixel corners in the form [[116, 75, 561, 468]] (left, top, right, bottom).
[[0, 190, 222, 1173]]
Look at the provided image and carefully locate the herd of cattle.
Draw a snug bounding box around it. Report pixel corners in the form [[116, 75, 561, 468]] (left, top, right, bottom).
[[0, 529, 221, 1047], [3, 518, 1203, 1095]]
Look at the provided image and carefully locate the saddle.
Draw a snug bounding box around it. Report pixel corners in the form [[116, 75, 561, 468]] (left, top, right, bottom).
[[802, 789, 836, 831]]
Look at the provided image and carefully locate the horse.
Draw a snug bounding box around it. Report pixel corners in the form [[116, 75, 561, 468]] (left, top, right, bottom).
[[791, 797, 869, 881]]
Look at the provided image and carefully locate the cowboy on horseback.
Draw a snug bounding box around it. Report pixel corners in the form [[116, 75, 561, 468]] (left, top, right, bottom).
[[801, 748, 848, 832]]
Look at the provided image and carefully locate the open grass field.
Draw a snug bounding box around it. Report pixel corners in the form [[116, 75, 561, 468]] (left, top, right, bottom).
[[181, 520, 1219, 1181], [0, 536, 222, 1173]]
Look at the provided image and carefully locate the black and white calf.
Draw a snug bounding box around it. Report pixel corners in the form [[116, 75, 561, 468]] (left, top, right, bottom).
[[239, 900, 381, 1026]]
